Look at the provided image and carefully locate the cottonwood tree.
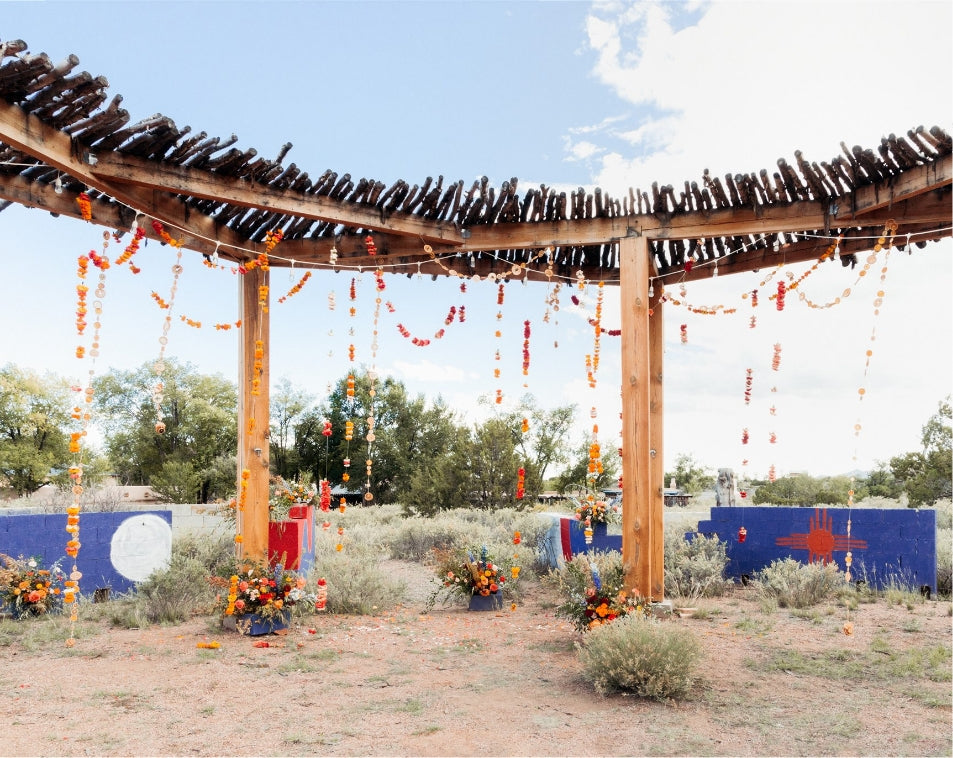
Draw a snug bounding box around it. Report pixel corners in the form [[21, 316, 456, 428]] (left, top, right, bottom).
[[0, 364, 73, 496], [890, 397, 952, 506], [93, 360, 237, 502]]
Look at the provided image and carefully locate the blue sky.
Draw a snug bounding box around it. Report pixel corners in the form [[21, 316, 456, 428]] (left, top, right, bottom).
[[1, 1, 950, 480]]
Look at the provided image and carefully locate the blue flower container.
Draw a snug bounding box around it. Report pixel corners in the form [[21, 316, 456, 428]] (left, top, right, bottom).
[[223, 610, 291, 636], [468, 592, 503, 611]]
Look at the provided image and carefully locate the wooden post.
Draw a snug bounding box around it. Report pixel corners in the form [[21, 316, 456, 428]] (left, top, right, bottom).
[[649, 284, 665, 599], [237, 267, 270, 562], [619, 235, 654, 597]]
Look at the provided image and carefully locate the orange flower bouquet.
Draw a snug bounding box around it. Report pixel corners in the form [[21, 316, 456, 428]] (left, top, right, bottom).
[[215, 561, 315, 634], [0, 554, 66, 619], [427, 545, 520, 609]]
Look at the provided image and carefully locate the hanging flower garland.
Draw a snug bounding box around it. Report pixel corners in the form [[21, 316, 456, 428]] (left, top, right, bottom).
[[494, 281, 505, 404], [76, 191, 92, 221], [522, 320, 531, 377], [277, 270, 311, 303], [147, 221, 184, 436], [64, 231, 113, 646], [115, 221, 145, 273], [516, 467, 525, 500], [394, 304, 464, 346]]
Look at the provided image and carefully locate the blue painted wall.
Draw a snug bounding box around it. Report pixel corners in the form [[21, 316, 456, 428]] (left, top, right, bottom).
[[696, 506, 937, 593], [542, 507, 937, 594], [0, 511, 172, 596]]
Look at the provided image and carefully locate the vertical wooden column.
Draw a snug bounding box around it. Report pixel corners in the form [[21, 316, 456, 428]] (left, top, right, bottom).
[[648, 284, 665, 599], [619, 236, 654, 597], [237, 267, 270, 562]]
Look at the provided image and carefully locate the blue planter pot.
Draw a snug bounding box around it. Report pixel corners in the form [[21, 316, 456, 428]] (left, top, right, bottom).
[[468, 593, 503, 611], [223, 610, 291, 636]]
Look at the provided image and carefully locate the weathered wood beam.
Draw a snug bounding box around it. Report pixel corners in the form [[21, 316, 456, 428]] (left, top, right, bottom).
[[237, 268, 270, 564], [0, 99, 258, 256], [619, 236, 656, 598], [88, 151, 465, 246], [648, 286, 664, 600]]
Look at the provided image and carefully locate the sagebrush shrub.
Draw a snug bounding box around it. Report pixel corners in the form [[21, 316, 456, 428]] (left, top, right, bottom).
[[135, 554, 217, 623], [753, 558, 844, 608], [936, 527, 951, 597], [663, 527, 730, 599], [311, 545, 407, 614], [577, 613, 701, 699]]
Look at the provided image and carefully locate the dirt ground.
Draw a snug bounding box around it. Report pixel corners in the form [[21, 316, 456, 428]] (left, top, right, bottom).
[[1, 560, 950, 757]]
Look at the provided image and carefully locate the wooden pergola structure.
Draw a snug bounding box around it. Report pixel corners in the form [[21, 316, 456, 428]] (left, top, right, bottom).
[[1, 38, 950, 598]]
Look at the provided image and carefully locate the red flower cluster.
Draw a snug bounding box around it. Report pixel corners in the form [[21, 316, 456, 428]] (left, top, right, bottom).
[[776, 281, 786, 311], [522, 320, 531, 375]]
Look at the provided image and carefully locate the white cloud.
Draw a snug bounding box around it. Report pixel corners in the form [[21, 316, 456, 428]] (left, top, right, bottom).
[[390, 359, 474, 384], [582, 1, 953, 191]]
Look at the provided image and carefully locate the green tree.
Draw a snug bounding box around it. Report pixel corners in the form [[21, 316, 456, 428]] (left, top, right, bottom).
[[403, 418, 473, 515], [506, 395, 577, 500], [664, 454, 716, 494], [468, 415, 520, 508], [753, 473, 867, 506], [0, 365, 73, 496], [863, 462, 903, 499], [269, 377, 314, 479], [299, 371, 458, 504], [550, 437, 620, 495], [93, 361, 237, 502], [890, 397, 952, 506]]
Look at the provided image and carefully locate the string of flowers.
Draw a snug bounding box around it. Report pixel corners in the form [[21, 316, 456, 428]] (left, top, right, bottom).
[[64, 232, 113, 645], [76, 191, 92, 221], [114, 220, 145, 273], [586, 281, 604, 388], [394, 303, 464, 345], [147, 221, 184, 436], [277, 270, 311, 303], [494, 282, 505, 404]]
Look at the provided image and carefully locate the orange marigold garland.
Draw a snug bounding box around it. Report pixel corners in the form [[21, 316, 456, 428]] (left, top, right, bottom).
[[115, 222, 145, 273], [76, 191, 92, 221], [278, 270, 311, 303]]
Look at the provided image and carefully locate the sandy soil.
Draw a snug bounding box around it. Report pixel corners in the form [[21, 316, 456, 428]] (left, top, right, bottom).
[[1, 560, 950, 757]]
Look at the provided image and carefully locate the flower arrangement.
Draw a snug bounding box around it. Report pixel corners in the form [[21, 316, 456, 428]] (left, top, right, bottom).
[[216, 475, 317, 527], [553, 551, 648, 633], [573, 493, 620, 531], [0, 554, 66, 618], [427, 545, 520, 608], [270, 475, 317, 521], [216, 562, 315, 631]]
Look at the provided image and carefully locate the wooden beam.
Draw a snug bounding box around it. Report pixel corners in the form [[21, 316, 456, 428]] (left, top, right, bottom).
[[648, 285, 664, 600], [619, 235, 654, 598], [89, 151, 465, 246], [0, 99, 257, 256], [237, 267, 270, 563]]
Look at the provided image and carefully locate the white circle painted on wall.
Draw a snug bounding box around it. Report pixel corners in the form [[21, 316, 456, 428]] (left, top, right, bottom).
[[110, 514, 172, 582]]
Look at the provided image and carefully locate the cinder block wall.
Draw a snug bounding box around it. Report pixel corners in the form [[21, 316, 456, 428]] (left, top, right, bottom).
[[697, 506, 937, 593], [0, 510, 173, 595]]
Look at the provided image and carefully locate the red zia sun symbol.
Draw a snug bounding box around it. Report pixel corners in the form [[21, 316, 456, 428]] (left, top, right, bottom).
[[775, 508, 867, 564]]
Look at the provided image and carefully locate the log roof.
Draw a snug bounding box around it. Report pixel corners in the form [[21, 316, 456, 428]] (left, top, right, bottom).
[[0, 36, 950, 284]]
